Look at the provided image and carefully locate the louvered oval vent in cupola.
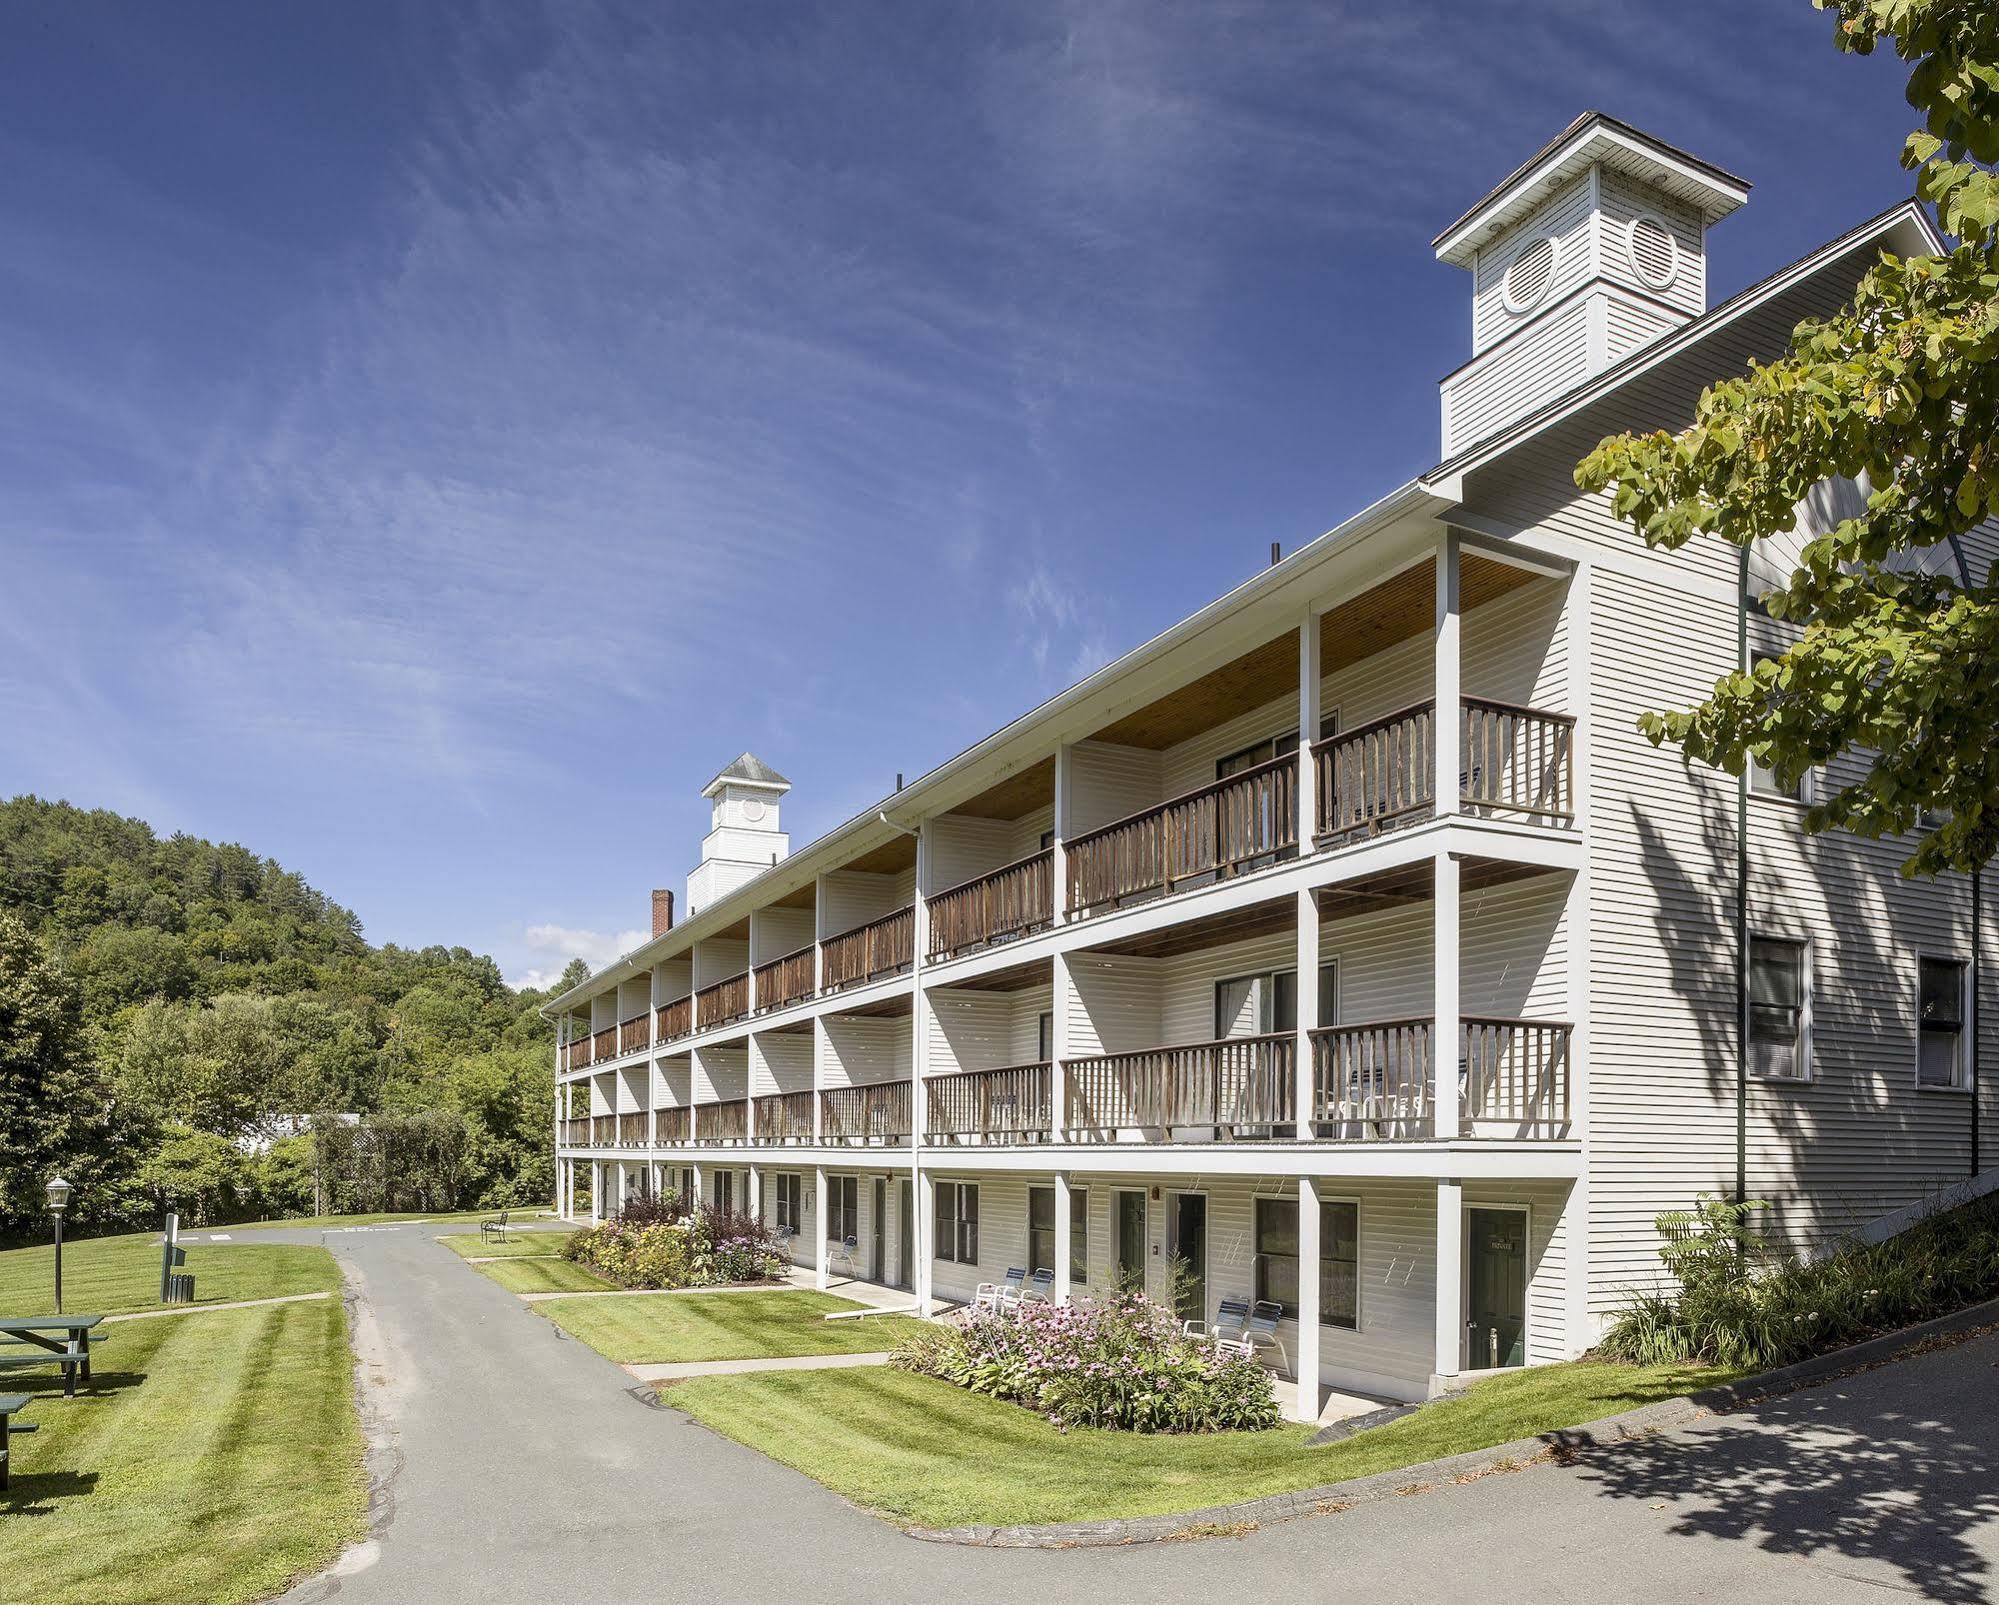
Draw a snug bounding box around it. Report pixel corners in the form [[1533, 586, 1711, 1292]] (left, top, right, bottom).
[[1433, 111, 1750, 458]]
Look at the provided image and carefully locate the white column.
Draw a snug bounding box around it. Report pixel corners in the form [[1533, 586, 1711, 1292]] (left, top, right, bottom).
[[813, 1167, 830, 1290], [911, 824, 929, 1176], [1051, 741, 1072, 923], [1434, 848, 1460, 1140], [1297, 606, 1321, 853], [811, 1019, 828, 1144], [1295, 1174, 1321, 1422], [1435, 531, 1462, 820], [748, 1165, 762, 1222], [590, 1162, 602, 1225], [1435, 1178, 1463, 1382], [1053, 1171, 1073, 1303], [1295, 887, 1320, 1140], [1563, 561, 1594, 1357], [1050, 951, 1074, 1140], [915, 1167, 936, 1316]]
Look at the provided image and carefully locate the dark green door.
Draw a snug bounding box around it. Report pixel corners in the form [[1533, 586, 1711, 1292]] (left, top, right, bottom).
[[1466, 1208, 1527, 1369], [1170, 1193, 1207, 1325], [896, 1179, 912, 1290]]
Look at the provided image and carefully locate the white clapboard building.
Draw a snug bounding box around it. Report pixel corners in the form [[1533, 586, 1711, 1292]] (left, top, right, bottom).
[[545, 113, 1993, 1413]]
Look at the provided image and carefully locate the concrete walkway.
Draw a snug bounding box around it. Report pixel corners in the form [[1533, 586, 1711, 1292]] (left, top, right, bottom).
[[104, 1290, 330, 1323], [275, 1221, 1999, 1604], [625, 1350, 892, 1382]]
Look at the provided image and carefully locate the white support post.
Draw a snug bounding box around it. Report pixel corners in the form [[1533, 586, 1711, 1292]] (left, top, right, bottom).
[[911, 824, 929, 1175], [1050, 951, 1074, 1141], [1434, 848, 1461, 1141], [812, 873, 828, 992], [1295, 887, 1319, 1141], [1297, 606, 1321, 853], [1435, 1178, 1463, 1382], [1051, 741, 1072, 922], [1296, 1174, 1321, 1422], [915, 1167, 936, 1316], [1564, 561, 1594, 1356], [814, 1166, 830, 1291], [811, 1019, 828, 1144], [590, 1162, 602, 1225], [748, 1165, 761, 1222], [1435, 530, 1462, 819], [1053, 1171, 1073, 1304]]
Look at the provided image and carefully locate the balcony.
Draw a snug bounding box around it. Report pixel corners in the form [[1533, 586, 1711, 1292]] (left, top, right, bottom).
[[560, 1118, 593, 1146], [696, 973, 751, 1030], [924, 1062, 1052, 1145], [1066, 757, 1296, 917], [692, 1099, 749, 1144], [591, 1113, 616, 1146], [820, 1082, 912, 1145], [1310, 1016, 1571, 1139], [656, 996, 693, 1042], [617, 1013, 651, 1056], [752, 1089, 815, 1144], [563, 1038, 594, 1073], [821, 906, 914, 991], [592, 1026, 616, 1063], [753, 946, 815, 1013], [655, 1106, 690, 1144], [617, 1111, 647, 1145], [927, 851, 1054, 961], [1313, 698, 1573, 842], [1064, 1033, 1296, 1140]]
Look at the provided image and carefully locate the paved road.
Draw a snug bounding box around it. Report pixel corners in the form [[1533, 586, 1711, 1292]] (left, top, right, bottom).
[[275, 1222, 1999, 1604]]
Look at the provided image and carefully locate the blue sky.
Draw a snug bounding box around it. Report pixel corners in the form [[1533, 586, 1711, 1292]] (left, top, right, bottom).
[[2, 2, 1921, 987]]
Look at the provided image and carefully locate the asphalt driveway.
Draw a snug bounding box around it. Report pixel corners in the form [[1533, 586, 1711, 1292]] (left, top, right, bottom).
[[270, 1221, 1999, 1604]]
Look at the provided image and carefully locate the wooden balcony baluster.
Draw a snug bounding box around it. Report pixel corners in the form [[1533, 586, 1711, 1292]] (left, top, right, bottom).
[[655, 996, 693, 1042], [752, 946, 815, 1013], [819, 1082, 913, 1145], [820, 906, 915, 990], [926, 851, 1054, 960], [1062, 1034, 1295, 1139], [1460, 699, 1576, 823], [923, 1062, 1052, 1144], [653, 1106, 690, 1145], [691, 1099, 749, 1145], [695, 973, 750, 1029], [617, 1013, 651, 1056], [1065, 758, 1297, 915], [751, 1090, 815, 1144]]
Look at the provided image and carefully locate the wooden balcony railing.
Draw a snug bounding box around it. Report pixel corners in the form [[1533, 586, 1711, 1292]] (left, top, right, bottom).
[[1066, 756, 1296, 915], [656, 996, 693, 1042], [617, 1112, 648, 1145], [927, 851, 1054, 960], [753, 946, 815, 1013], [592, 1026, 617, 1062], [617, 1013, 651, 1056], [692, 1099, 749, 1144], [563, 1037, 594, 1073], [1313, 699, 1575, 841], [820, 1082, 913, 1145], [821, 906, 915, 990], [590, 1114, 616, 1146], [1064, 1033, 1295, 1139], [654, 1106, 690, 1145], [752, 1090, 815, 1144], [559, 1118, 592, 1146], [925, 1062, 1052, 1144], [1310, 1016, 1572, 1138], [695, 973, 750, 1029]]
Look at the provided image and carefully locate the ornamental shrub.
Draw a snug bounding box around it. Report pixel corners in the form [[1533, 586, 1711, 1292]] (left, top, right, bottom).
[[892, 1289, 1279, 1433], [561, 1197, 786, 1290]]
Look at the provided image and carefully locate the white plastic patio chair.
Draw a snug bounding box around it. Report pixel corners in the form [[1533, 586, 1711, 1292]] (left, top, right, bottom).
[[974, 1266, 1026, 1315]]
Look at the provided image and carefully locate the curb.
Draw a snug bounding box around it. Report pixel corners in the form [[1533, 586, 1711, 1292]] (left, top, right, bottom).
[[904, 1295, 1999, 1549]]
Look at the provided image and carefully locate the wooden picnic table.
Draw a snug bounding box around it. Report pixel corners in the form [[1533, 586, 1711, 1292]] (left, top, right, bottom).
[[0, 1393, 35, 1490], [0, 1316, 104, 1398]]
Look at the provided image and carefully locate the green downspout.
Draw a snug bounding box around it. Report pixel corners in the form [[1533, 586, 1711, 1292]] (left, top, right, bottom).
[[1735, 545, 1750, 1206]]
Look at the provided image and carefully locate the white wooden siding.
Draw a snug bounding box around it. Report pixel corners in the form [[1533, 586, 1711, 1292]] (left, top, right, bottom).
[[1597, 169, 1705, 317], [1444, 298, 1594, 457], [748, 1029, 811, 1097], [821, 1012, 911, 1089], [1471, 173, 1597, 353]]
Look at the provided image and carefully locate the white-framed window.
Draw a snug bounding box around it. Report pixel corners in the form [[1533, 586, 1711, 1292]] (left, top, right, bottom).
[[774, 1172, 802, 1233], [1747, 655, 1813, 804], [826, 1174, 858, 1247], [1214, 713, 1340, 783], [1213, 960, 1338, 1038], [1748, 934, 1811, 1081], [1028, 1185, 1088, 1285], [1252, 1195, 1360, 1329], [1916, 955, 1970, 1091], [936, 1181, 979, 1264]]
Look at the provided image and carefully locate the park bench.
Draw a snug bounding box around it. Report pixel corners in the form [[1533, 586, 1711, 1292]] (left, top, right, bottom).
[[480, 1209, 512, 1245], [0, 1317, 105, 1398], [0, 1394, 36, 1491]]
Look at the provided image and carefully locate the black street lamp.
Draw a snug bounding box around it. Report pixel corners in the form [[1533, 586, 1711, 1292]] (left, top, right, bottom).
[[46, 1176, 71, 1315]]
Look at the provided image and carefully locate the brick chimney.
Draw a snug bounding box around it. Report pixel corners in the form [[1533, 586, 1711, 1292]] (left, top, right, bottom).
[[651, 888, 675, 937]]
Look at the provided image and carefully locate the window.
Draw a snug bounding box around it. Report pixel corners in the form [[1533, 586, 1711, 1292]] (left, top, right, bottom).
[[936, 1181, 979, 1264], [1917, 956, 1969, 1090], [774, 1173, 802, 1233], [1029, 1186, 1089, 1285], [1037, 1010, 1054, 1064], [713, 1170, 735, 1216], [826, 1175, 858, 1247], [1749, 936, 1810, 1081], [1747, 656, 1811, 802], [679, 1167, 695, 1202], [1253, 1197, 1360, 1328], [1214, 961, 1338, 1038], [1214, 715, 1340, 782], [1115, 1190, 1146, 1289]]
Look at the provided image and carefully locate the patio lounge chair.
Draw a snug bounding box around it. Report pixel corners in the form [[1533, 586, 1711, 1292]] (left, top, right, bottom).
[[1183, 1296, 1250, 1346], [974, 1267, 1026, 1315], [1021, 1267, 1057, 1305], [1245, 1299, 1291, 1374]]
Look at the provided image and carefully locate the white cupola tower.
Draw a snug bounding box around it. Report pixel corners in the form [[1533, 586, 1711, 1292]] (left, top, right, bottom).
[[686, 752, 791, 917], [1433, 111, 1749, 457]]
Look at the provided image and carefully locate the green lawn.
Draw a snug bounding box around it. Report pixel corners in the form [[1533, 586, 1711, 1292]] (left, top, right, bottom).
[[229, 1205, 554, 1231], [475, 1257, 618, 1295], [0, 1231, 341, 1318], [538, 1290, 932, 1362], [666, 1357, 1741, 1529], [0, 1277, 366, 1603], [435, 1231, 576, 1260]]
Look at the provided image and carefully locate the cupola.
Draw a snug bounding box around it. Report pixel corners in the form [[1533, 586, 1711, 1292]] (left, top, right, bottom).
[[686, 752, 791, 917], [1434, 111, 1749, 456]]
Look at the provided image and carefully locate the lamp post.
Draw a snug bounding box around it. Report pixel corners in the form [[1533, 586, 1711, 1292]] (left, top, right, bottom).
[[46, 1176, 71, 1315]]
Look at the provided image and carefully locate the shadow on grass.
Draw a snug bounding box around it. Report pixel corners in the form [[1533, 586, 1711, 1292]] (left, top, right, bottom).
[[8, 1367, 149, 1401], [2, 1468, 102, 1515], [1563, 1371, 1999, 1603]]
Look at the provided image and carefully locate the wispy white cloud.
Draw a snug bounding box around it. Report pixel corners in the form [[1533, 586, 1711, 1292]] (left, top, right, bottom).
[[510, 922, 651, 991]]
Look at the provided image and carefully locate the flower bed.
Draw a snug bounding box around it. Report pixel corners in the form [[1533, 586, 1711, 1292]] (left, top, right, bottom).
[[891, 1291, 1279, 1432], [561, 1195, 789, 1290]]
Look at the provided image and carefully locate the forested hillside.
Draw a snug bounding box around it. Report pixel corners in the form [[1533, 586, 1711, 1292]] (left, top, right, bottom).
[[0, 795, 583, 1236]]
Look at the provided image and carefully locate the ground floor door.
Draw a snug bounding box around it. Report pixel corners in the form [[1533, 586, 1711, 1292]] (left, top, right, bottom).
[[1465, 1206, 1527, 1369], [896, 1179, 913, 1290], [828, 1175, 859, 1259], [713, 1169, 735, 1216], [1169, 1192, 1207, 1324], [870, 1178, 886, 1282]]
